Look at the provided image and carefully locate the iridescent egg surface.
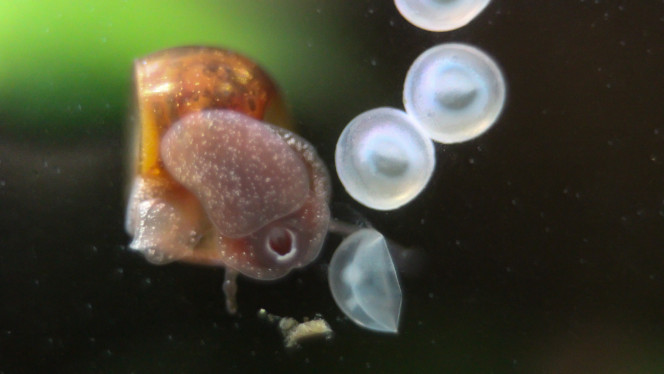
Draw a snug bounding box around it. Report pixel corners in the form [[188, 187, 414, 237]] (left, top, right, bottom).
[[335, 107, 435, 210], [403, 43, 506, 143], [394, 0, 491, 32]]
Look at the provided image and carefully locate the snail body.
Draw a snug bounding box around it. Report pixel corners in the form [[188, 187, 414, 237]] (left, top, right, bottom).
[[125, 47, 331, 312]]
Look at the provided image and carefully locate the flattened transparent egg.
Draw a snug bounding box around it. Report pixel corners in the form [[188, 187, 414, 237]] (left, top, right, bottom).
[[404, 43, 506, 144], [328, 228, 402, 333], [394, 0, 490, 32], [335, 107, 435, 210]]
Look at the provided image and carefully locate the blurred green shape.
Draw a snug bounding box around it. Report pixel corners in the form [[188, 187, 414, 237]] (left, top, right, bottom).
[[0, 0, 355, 137]]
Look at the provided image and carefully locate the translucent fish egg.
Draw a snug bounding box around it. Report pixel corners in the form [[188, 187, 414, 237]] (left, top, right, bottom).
[[394, 0, 490, 32], [328, 228, 402, 333], [403, 43, 506, 144], [335, 107, 435, 210]]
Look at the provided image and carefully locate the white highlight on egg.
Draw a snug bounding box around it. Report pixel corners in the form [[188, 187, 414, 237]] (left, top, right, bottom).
[[335, 107, 435, 211], [404, 43, 506, 143], [394, 0, 491, 32], [328, 228, 402, 333]]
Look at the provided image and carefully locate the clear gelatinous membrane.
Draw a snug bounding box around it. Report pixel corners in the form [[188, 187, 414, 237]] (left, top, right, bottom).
[[328, 228, 402, 333], [335, 107, 435, 210], [403, 43, 506, 144], [394, 0, 490, 32]]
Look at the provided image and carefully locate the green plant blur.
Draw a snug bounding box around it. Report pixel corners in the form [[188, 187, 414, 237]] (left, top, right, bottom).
[[0, 0, 363, 137]]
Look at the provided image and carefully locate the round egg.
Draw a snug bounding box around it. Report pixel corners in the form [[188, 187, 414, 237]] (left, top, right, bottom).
[[335, 107, 435, 210], [403, 43, 506, 143], [394, 0, 491, 32]]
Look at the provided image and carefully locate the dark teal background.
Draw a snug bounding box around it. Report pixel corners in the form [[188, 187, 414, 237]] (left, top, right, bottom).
[[1, 1, 663, 372]]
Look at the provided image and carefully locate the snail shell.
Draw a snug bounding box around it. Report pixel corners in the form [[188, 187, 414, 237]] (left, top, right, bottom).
[[125, 47, 331, 310]]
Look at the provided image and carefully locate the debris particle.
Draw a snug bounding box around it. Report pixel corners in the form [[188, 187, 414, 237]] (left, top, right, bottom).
[[257, 308, 333, 349]]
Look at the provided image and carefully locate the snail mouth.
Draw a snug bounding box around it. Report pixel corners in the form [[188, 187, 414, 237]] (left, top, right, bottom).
[[265, 226, 297, 262]]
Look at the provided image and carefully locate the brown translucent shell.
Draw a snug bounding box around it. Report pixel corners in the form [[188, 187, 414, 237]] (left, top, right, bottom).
[[133, 46, 291, 180]]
